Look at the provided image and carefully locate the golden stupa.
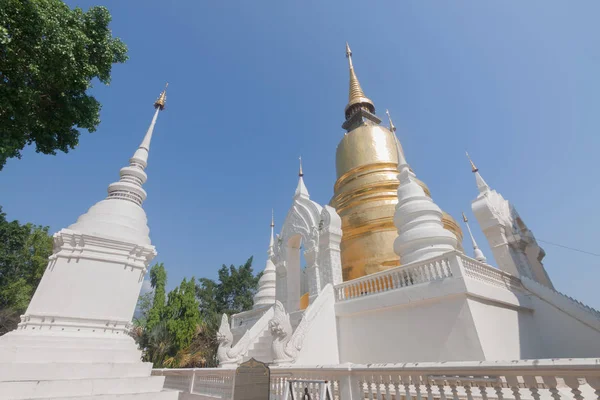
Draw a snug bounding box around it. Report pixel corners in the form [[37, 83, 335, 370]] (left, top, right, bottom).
[[330, 44, 463, 281]]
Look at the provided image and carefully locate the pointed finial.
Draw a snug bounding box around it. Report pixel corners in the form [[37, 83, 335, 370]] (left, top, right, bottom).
[[386, 109, 396, 133], [466, 151, 478, 173], [461, 210, 487, 263], [298, 156, 304, 177], [154, 83, 168, 111], [345, 42, 353, 68], [271, 209, 275, 228], [344, 43, 375, 120]]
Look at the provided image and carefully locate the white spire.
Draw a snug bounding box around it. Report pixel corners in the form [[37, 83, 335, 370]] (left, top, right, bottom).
[[253, 213, 277, 309], [294, 156, 310, 198], [466, 151, 490, 194], [67, 86, 168, 245], [107, 85, 167, 207], [462, 212, 487, 263], [268, 209, 275, 258], [391, 125, 457, 264]]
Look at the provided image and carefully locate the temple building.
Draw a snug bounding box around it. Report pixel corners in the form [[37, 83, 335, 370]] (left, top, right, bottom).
[[1, 44, 600, 400], [220, 44, 600, 367]]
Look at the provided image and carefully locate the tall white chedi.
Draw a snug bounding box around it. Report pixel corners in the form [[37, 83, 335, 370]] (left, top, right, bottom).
[[388, 111, 457, 264], [253, 211, 277, 309], [0, 87, 177, 400]]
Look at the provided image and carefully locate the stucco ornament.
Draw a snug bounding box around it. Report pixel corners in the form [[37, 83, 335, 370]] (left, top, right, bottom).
[[268, 301, 296, 363], [216, 314, 253, 366]]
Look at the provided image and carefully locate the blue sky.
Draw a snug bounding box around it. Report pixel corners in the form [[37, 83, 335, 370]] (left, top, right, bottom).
[[1, 1, 599, 309]]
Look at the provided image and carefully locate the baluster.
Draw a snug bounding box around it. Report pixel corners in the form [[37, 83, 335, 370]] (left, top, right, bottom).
[[437, 382, 447, 400], [402, 376, 411, 400], [437, 260, 445, 278], [412, 375, 422, 400], [389, 272, 396, 289], [464, 383, 474, 400], [449, 382, 459, 400], [375, 376, 382, 400], [425, 381, 434, 400], [585, 376, 600, 400], [400, 271, 407, 287], [383, 375, 391, 400], [541, 377, 561, 400], [563, 377, 584, 400], [429, 263, 437, 280], [493, 383, 504, 400], [523, 376, 540, 400], [376, 277, 382, 293], [478, 385, 489, 400], [505, 376, 522, 400], [367, 377, 375, 400], [392, 381, 401, 400]]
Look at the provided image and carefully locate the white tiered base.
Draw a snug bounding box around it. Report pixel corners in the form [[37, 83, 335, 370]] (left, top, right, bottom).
[[0, 331, 178, 400]]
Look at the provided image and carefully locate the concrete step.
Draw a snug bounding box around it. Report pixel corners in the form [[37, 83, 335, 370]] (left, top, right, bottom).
[[0, 345, 142, 364], [0, 362, 152, 382], [32, 390, 179, 400], [1, 376, 166, 400]]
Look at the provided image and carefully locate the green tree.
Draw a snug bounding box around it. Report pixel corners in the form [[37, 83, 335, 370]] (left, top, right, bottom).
[[215, 256, 260, 315], [146, 263, 166, 333], [0, 0, 128, 170], [165, 277, 201, 350], [0, 206, 53, 335]]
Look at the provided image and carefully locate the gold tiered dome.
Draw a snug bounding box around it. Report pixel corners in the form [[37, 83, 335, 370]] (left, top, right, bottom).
[[330, 44, 463, 281]]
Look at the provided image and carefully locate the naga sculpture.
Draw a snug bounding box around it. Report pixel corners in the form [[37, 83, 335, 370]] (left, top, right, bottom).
[[268, 301, 296, 364], [216, 314, 251, 367]]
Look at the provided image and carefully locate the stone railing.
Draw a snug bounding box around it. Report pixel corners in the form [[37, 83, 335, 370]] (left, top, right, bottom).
[[460, 255, 523, 292], [333, 251, 529, 302], [334, 253, 454, 301], [153, 358, 600, 400]]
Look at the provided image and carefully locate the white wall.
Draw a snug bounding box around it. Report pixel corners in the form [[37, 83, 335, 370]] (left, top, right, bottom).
[[295, 286, 339, 365], [467, 298, 542, 360], [528, 295, 600, 358], [337, 295, 486, 363]]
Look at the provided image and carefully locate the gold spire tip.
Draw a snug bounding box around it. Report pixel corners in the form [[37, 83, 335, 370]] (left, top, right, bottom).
[[154, 82, 168, 111], [386, 109, 396, 133], [465, 151, 478, 173], [462, 212, 468, 223], [298, 156, 304, 177]]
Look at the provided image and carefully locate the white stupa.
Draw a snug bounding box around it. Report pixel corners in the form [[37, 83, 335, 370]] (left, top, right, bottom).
[[0, 86, 177, 400], [253, 212, 277, 309]]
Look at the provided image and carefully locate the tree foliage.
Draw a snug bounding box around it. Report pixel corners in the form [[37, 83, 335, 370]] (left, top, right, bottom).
[[164, 277, 200, 350], [0, 0, 128, 170], [0, 206, 53, 335], [197, 257, 261, 317], [133, 257, 261, 368], [146, 263, 166, 333]]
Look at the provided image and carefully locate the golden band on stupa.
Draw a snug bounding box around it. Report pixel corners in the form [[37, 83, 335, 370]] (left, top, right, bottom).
[[330, 43, 463, 281]]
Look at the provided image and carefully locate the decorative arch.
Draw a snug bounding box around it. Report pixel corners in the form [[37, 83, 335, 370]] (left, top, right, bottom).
[[273, 190, 342, 311]]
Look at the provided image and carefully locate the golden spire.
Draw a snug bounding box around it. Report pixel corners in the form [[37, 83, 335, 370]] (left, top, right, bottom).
[[466, 151, 478, 173], [385, 109, 396, 133], [154, 83, 168, 110], [462, 212, 468, 223], [344, 42, 374, 118], [298, 156, 304, 177]]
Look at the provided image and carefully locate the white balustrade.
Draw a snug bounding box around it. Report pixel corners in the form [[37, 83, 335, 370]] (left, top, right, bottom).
[[153, 358, 600, 400], [334, 253, 454, 301], [459, 255, 523, 292]]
